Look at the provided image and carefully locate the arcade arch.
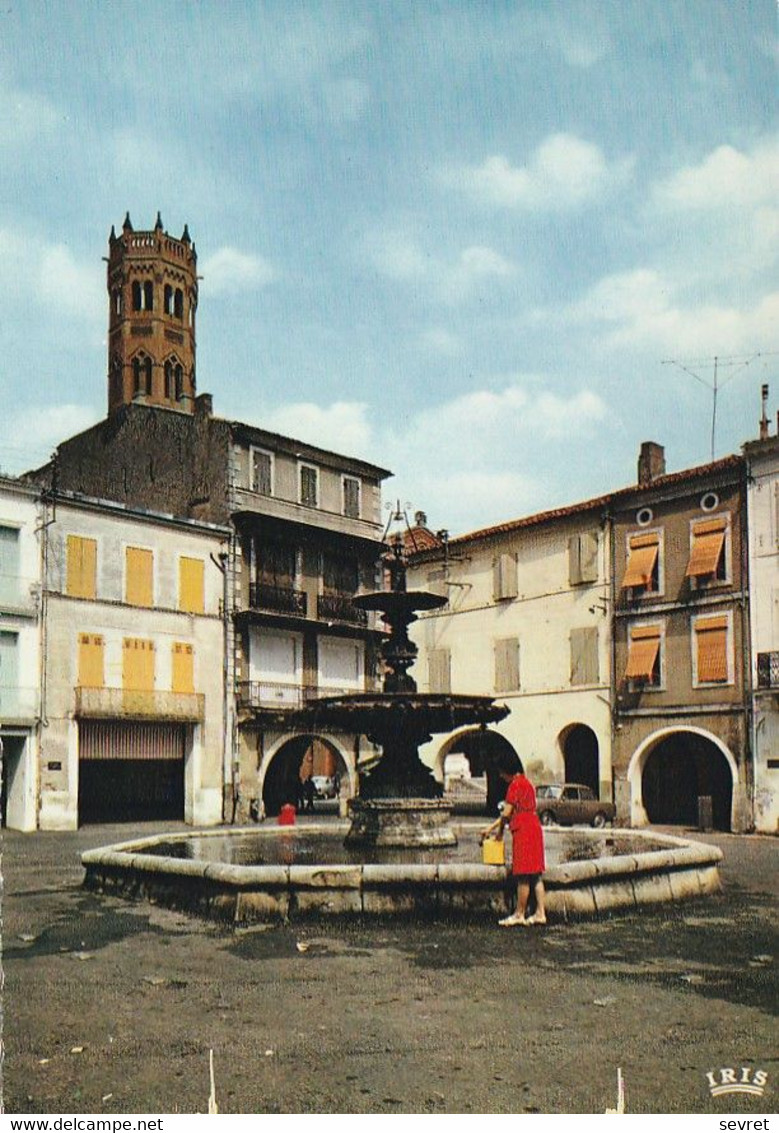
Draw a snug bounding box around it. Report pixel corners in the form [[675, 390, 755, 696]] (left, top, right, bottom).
[[259, 734, 354, 817], [627, 726, 736, 832], [435, 728, 521, 815], [558, 723, 599, 795]]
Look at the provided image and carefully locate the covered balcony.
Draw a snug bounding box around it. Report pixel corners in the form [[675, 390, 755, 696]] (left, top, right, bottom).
[[248, 582, 307, 617], [317, 592, 368, 627], [757, 651, 779, 690]]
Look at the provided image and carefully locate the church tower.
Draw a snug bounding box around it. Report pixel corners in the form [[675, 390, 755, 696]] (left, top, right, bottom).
[[106, 212, 198, 415]]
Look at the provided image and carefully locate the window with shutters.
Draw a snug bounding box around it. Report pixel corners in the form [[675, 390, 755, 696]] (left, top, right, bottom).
[[492, 552, 517, 601], [568, 532, 599, 585], [77, 634, 104, 688], [692, 613, 731, 686], [172, 642, 195, 693], [428, 648, 451, 694], [0, 525, 20, 605], [343, 476, 361, 519], [251, 447, 274, 496], [179, 556, 205, 614], [624, 623, 663, 688], [686, 515, 730, 587], [570, 626, 599, 686], [66, 535, 97, 600], [122, 638, 155, 691], [299, 464, 319, 508], [621, 530, 662, 595], [125, 546, 154, 607], [494, 637, 520, 693]]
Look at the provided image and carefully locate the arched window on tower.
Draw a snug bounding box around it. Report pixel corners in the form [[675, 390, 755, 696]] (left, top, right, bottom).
[[164, 284, 173, 315], [164, 360, 174, 400], [113, 290, 122, 315], [143, 281, 154, 311], [133, 353, 153, 397], [174, 289, 184, 319], [132, 281, 142, 311], [174, 364, 184, 401]]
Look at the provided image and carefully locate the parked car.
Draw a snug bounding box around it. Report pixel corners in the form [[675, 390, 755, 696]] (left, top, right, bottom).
[[312, 775, 337, 799], [535, 783, 616, 828]]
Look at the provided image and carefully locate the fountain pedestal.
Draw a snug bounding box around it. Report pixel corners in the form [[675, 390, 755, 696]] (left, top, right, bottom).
[[345, 798, 457, 848]]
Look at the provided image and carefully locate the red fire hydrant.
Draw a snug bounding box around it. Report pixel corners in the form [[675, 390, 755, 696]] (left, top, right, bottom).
[[278, 803, 296, 826]]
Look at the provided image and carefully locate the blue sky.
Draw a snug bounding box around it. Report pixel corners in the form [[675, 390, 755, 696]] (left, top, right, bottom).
[[1, 1, 776, 533]]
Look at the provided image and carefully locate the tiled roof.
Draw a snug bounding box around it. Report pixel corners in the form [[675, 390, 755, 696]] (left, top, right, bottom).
[[409, 453, 744, 562]]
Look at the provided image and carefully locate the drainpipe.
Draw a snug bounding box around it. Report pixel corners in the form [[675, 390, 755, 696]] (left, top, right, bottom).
[[211, 544, 232, 823], [741, 464, 755, 831]]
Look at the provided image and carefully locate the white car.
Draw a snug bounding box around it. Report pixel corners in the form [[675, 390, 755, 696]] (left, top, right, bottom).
[[312, 775, 337, 799]]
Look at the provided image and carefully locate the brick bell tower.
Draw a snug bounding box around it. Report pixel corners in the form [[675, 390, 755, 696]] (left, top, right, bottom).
[[106, 212, 198, 415]]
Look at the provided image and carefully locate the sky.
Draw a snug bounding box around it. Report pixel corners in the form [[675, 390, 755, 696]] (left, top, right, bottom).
[[0, 1, 776, 535]]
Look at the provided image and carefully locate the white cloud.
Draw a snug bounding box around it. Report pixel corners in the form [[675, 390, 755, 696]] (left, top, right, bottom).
[[0, 229, 103, 323], [200, 247, 276, 295], [0, 85, 60, 144], [652, 136, 779, 211], [563, 267, 779, 356], [367, 232, 515, 301], [445, 134, 633, 210], [1, 404, 100, 472], [255, 400, 374, 459]]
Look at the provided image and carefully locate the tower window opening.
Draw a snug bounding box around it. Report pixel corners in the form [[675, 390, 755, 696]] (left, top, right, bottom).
[[174, 364, 183, 400], [113, 290, 122, 315], [164, 284, 173, 315], [143, 281, 154, 311], [164, 360, 174, 400], [133, 354, 152, 396], [174, 288, 184, 319], [132, 281, 142, 311]]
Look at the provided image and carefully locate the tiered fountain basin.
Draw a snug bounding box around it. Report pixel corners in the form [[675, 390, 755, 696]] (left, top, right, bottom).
[[82, 823, 722, 923]]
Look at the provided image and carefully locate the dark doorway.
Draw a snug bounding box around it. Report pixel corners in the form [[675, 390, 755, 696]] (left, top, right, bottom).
[[262, 736, 346, 817], [78, 721, 185, 824], [641, 732, 733, 831], [441, 730, 521, 815], [562, 724, 599, 795], [1, 735, 25, 827]]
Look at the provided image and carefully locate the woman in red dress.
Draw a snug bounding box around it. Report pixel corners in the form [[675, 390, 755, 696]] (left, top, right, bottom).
[[482, 753, 547, 927]]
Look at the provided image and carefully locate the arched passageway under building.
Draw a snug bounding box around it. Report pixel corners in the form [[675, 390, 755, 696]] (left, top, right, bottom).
[[437, 729, 521, 815], [262, 735, 349, 817], [560, 723, 599, 795], [640, 731, 733, 831]]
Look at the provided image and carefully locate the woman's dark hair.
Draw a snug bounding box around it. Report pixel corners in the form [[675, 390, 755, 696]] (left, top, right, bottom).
[[493, 749, 523, 776]]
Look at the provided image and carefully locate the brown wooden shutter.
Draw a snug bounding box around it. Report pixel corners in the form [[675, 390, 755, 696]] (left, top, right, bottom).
[[428, 649, 451, 694], [570, 626, 598, 686], [494, 638, 520, 693]]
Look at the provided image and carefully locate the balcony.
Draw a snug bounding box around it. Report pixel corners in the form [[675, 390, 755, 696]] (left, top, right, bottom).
[[237, 680, 378, 712], [0, 685, 38, 724], [756, 651, 779, 690], [317, 592, 368, 627], [75, 686, 205, 722], [249, 582, 307, 617]]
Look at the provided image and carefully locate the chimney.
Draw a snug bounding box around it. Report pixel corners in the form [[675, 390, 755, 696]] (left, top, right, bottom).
[[638, 441, 666, 486], [759, 383, 770, 440], [195, 393, 213, 417]]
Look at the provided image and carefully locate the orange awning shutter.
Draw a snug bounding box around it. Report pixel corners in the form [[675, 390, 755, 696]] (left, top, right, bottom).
[[625, 625, 661, 680], [686, 518, 726, 578], [622, 533, 659, 589], [696, 615, 728, 682]]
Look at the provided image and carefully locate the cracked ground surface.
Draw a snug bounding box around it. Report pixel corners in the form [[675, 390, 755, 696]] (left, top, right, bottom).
[[1, 822, 776, 1114]]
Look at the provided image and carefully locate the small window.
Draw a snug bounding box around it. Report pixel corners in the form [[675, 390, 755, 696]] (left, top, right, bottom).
[[300, 464, 318, 508], [164, 360, 174, 399], [625, 623, 663, 688], [143, 280, 154, 311], [164, 284, 173, 315], [174, 364, 183, 400], [125, 546, 154, 607], [174, 288, 184, 319], [78, 634, 104, 689], [428, 648, 451, 694], [692, 614, 731, 685], [494, 637, 520, 693], [700, 492, 719, 512], [251, 448, 273, 496], [133, 354, 152, 396], [636, 507, 653, 526], [172, 642, 194, 694], [568, 532, 599, 585], [343, 476, 361, 519], [66, 535, 97, 600], [132, 281, 142, 311], [493, 552, 517, 601], [621, 531, 661, 594], [179, 557, 204, 614], [0, 525, 21, 604], [686, 516, 729, 585]]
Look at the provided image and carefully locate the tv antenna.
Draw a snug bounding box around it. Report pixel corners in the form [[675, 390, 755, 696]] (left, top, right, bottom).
[[661, 352, 776, 460]]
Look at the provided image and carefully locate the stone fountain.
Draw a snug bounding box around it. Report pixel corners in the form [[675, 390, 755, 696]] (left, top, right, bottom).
[[302, 535, 509, 847]]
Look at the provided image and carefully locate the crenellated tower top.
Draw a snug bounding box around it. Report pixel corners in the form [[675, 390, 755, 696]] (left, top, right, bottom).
[[106, 214, 198, 415]]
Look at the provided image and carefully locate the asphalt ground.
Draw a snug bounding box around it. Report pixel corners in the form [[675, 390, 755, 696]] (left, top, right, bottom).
[[0, 820, 776, 1115]]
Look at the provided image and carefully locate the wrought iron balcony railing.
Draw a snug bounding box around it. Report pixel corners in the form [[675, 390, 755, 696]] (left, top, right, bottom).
[[248, 582, 307, 617], [75, 686, 205, 721], [317, 592, 368, 626], [237, 679, 379, 711], [757, 651, 779, 690]]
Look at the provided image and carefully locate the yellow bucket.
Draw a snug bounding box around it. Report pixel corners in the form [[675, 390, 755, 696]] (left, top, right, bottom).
[[482, 838, 505, 866]]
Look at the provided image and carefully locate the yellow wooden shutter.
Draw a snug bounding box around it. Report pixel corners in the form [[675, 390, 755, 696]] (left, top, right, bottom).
[[172, 642, 194, 693], [123, 638, 155, 690], [66, 536, 97, 599], [78, 633, 104, 688], [179, 557, 205, 614], [126, 547, 153, 606]]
